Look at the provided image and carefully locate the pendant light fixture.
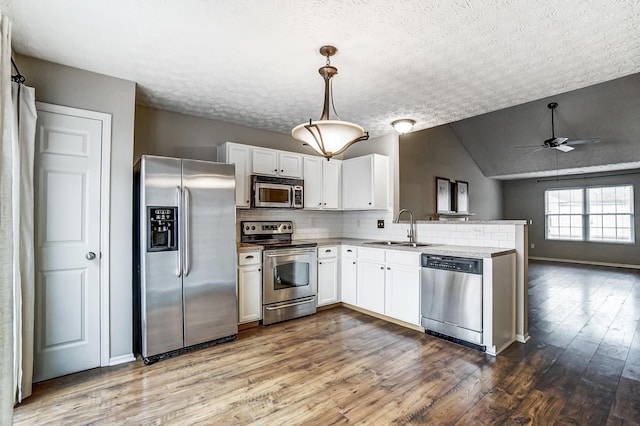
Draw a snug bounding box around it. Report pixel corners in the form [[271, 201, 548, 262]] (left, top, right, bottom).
[[292, 45, 369, 159]]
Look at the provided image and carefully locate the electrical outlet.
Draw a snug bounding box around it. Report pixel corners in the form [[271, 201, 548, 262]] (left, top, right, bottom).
[[529, 219, 533, 225], [377, 219, 384, 229], [530, 243, 535, 249]]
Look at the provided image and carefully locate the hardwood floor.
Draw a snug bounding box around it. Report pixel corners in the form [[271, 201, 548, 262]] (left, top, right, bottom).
[[14, 260, 640, 425]]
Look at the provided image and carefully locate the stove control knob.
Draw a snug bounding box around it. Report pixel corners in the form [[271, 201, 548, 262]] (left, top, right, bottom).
[[288, 225, 292, 229], [245, 226, 249, 231], [251, 226, 256, 230]]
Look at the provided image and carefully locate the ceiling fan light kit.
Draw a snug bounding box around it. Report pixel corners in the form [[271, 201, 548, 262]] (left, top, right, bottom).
[[391, 119, 416, 134], [292, 45, 369, 160]]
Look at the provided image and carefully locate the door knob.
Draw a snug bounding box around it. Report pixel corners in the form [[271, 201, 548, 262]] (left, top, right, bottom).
[[86, 252, 96, 260]]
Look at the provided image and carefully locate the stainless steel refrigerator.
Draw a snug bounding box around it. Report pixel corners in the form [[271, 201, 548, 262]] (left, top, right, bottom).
[[133, 155, 237, 364]]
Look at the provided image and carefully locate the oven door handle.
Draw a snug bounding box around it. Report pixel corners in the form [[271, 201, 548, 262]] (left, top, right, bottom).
[[264, 297, 316, 310], [265, 249, 315, 258]]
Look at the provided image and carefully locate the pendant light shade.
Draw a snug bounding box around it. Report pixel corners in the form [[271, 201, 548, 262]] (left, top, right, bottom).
[[292, 45, 368, 159]]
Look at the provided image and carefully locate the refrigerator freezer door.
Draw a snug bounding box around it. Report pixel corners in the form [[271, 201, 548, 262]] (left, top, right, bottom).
[[140, 156, 184, 357], [182, 159, 238, 346]]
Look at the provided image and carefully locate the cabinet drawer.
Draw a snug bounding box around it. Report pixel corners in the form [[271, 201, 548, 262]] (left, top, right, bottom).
[[385, 250, 420, 267], [341, 245, 357, 258], [358, 247, 385, 262], [238, 251, 261, 266], [318, 246, 338, 259]]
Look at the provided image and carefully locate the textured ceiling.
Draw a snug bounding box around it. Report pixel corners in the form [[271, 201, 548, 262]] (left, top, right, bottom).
[[2, 0, 640, 143]]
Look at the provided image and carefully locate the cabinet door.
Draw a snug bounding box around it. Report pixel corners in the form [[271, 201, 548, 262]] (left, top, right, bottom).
[[342, 155, 373, 209], [341, 257, 357, 305], [317, 257, 339, 306], [226, 144, 251, 208], [385, 265, 420, 325], [252, 148, 278, 175], [303, 156, 323, 209], [357, 261, 385, 314], [322, 159, 341, 209], [238, 264, 262, 323], [278, 152, 303, 178]]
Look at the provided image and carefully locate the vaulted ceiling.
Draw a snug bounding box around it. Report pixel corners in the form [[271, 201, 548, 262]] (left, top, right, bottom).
[[2, 0, 640, 177]]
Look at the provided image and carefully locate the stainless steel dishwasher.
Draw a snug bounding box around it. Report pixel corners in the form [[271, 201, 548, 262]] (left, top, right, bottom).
[[420, 254, 485, 351]]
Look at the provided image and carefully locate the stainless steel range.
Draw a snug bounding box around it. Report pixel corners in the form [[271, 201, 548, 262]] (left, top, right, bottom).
[[241, 221, 317, 325]]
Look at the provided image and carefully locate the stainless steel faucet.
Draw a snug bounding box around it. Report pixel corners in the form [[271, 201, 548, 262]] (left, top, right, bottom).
[[394, 208, 415, 243]]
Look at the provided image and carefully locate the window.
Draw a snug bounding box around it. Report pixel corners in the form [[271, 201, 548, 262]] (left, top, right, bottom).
[[545, 185, 634, 243]]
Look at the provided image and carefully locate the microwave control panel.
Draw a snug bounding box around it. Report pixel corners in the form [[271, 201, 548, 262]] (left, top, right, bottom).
[[147, 206, 178, 252]]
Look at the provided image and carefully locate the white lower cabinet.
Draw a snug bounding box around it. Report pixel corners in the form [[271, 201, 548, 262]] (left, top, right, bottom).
[[357, 260, 386, 314], [385, 264, 421, 325], [317, 246, 339, 306], [238, 251, 262, 323], [340, 246, 358, 305], [347, 247, 420, 325]]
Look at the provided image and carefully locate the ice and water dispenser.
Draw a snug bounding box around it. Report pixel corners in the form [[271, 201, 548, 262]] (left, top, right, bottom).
[[147, 207, 178, 252]]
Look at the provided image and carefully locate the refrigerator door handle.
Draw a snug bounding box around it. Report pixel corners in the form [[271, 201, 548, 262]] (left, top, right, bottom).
[[183, 186, 191, 276], [175, 186, 182, 277]]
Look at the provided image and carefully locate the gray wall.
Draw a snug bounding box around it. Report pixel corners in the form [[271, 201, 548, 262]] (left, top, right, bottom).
[[399, 124, 503, 221], [503, 171, 640, 266], [15, 54, 136, 359], [450, 73, 640, 178], [135, 105, 316, 162]]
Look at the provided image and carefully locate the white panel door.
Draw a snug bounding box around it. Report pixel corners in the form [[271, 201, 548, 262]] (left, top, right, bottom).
[[317, 257, 338, 306], [357, 261, 385, 314], [385, 266, 421, 325], [34, 108, 103, 382]]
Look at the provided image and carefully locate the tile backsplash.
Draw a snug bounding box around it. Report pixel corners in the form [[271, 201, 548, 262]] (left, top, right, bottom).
[[237, 209, 520, 248]]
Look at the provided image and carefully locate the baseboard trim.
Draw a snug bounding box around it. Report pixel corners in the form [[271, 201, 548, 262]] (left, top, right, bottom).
[[341, 303, 424, 333], [516, 334, 530, 344], [529, 256, 640, 270], [109, 353, 136, 366]]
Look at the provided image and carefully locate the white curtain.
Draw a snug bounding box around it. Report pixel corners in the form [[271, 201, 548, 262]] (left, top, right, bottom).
[[12, 80, 37, 403], [0, 12, 37, 424]]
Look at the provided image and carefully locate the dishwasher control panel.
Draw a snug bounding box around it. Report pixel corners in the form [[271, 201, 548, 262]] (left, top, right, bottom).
[[421, 254, 482, 274]]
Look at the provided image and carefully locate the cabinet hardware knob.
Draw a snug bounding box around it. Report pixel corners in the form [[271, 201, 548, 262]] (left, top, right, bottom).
[[369, 202, 372, 205], [380, 266, 384, 270], [325, 249, 331, 253], [347, 249, 352, 252], [352, 261, 356, 264], [246, 255, 254, 259], [319, 262, 323, 264], [387, 267, 391, 270], [280, 169, 284, 172], [258, 268, 261, 271]]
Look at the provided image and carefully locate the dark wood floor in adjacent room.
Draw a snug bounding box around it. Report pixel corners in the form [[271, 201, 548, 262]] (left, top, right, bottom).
[[13, 260, 640, 425]]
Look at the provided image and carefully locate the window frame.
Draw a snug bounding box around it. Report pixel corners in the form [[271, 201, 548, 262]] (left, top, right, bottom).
[[544, 184, 635, 244]]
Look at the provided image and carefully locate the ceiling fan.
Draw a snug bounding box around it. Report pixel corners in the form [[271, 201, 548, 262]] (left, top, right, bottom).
[[520, 102, 600, 153]]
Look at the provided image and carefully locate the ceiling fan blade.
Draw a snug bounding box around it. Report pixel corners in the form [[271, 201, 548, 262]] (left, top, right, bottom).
[[566, 138, 600, 145], [554, 145, 574, 152]]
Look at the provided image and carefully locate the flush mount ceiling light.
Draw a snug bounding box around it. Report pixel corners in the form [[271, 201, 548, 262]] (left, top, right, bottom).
[[391, 119, 416, 134], [292, 45, 369, 160]]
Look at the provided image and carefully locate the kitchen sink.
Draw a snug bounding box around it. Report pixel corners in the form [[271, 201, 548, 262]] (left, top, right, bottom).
[[364, 241, 436, 248], [364, 241, 405, 245]]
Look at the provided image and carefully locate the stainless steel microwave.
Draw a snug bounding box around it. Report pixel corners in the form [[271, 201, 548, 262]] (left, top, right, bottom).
[[251, 175, 303, 209]]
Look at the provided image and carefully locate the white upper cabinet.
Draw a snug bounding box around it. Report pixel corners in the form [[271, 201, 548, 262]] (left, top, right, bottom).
[[278, 152, 303, 178], [303, 156, 341, 210], [217, 142, 252, 208], [342, 154, 389, 210], [252, 147, 303, 178]]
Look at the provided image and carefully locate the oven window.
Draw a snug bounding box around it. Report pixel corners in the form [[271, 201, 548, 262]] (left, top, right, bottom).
[[259, 187, 289, 203], [273, 261, 309, 290]]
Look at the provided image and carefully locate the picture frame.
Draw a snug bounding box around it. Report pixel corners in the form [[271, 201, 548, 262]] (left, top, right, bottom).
[[435, 177, 451, 213], [455, 180, 469, 213]]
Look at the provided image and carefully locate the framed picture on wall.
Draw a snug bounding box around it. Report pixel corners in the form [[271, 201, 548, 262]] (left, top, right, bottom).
[[435, 177, 451, 213], [456, 180, 469, 213]]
